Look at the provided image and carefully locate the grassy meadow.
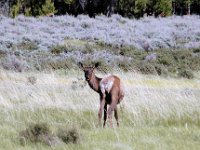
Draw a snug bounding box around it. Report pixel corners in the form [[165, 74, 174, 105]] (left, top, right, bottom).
[[0, 69, 200, 150]]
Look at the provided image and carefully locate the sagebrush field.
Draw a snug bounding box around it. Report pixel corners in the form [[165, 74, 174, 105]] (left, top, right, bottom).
[[1, 14, 200, 51], [0, 15, 200, 77]]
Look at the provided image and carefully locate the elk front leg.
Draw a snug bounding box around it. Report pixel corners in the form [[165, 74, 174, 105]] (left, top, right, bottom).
[[98, 94, 105, 127]]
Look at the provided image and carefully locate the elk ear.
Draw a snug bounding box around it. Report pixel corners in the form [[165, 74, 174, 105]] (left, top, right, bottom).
[[78, 62, 83, 69]]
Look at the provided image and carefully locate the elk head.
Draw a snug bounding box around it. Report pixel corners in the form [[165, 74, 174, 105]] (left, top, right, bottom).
[[78, 62, 99, 81]]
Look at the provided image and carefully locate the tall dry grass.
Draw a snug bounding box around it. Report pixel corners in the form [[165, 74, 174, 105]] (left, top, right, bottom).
[[0, 69, 199, 126]]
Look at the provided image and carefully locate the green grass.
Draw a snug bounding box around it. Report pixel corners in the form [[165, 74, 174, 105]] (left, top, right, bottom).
[[0, 108, 200, 150], [0, 70, 200, 149]]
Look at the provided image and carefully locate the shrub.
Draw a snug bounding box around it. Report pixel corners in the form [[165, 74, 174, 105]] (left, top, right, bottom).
[[119, 47, 138, 57], [158, 56, 172, 66], [0, 0, 10, 16], [154, 64, 169, 76], [137, 62, 157, 75], [117, 58, 133, 72], [57, 127, 80, 144], [172, 50, 192, 61], [82, 42, 94, 54], [0, 49, 7, 58], [50, 45, 67, 55], [27, 76, 37, 85], [92, 60, 111, 73], [144, 53, 157, 62], [19, 123, 53, 145], [81, 22, 91, 29], [172, 49, 200, 71], [190, 56, 200, 71], [178, 68, 194, 79], [157, 53, 174, 66], [17, 41, 38, 51], [1, 55, 28, 72], [81, 59, 111, 73], [193, 48, 200, 53]]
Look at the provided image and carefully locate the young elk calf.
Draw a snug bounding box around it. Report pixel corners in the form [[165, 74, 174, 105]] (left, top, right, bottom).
[[79, 62, 125, 128]]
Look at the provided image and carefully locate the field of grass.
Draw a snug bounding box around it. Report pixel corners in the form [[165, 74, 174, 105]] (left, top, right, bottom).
[[0, 13, 200, 150], [0, 69, 200, 149]]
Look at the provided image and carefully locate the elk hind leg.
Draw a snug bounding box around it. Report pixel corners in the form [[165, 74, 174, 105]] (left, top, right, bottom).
[[107, 106, 113, 128], [108, 101, 117, 128], [114, 107, 119, 127], [103, 104, 107, 128]]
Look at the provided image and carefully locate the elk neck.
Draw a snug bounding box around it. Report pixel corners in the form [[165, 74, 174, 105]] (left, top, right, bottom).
[[87, 73, 102, 93]]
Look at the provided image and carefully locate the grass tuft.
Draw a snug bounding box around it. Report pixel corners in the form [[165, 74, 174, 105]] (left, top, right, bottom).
[[27, 76, 37, 85], [19, 123, 53, 146], [57, 127, 81, 144]]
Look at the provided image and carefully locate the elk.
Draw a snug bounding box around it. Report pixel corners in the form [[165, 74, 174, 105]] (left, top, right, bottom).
[[78, 62, 125, 128]]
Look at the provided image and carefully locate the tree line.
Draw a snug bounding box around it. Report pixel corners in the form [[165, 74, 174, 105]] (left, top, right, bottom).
[[0, 0, 200, 18]]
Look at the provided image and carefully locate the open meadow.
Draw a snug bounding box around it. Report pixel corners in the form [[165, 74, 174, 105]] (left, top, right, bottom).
[[0, 69, 200, 149]]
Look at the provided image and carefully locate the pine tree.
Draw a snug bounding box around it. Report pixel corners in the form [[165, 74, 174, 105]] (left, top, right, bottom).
[[10, 0, 20, 17], [134, 0, 149, 18], [10, 0, 56, 17], [39, 0, 57, 16], [153, 0, 172, 16]]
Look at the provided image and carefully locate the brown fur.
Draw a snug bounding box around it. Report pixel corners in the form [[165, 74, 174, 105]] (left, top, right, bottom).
[[79, 62, 125, 128]]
